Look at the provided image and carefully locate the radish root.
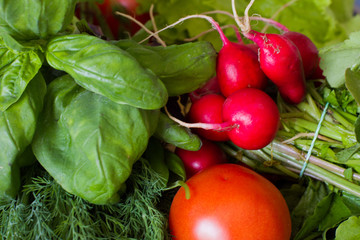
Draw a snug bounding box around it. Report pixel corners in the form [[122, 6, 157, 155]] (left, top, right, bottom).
[[164, 107, 238, 131], [115, 11, 167, 47]]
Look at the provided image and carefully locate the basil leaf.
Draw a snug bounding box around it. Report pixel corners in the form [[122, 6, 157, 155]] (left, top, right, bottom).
[[0, 33, 43, 111], [46, 34, 168, 110], [154, 112, 201, 151], [32, 75, 160, 204], [0, 0, 77, 40], [143, 138, 169, 187], [0, 72, 46, 198], [116, 40, 217, 96]]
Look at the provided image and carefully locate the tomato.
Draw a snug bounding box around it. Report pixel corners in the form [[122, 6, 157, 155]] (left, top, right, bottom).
[[168, 164, 292, 240]]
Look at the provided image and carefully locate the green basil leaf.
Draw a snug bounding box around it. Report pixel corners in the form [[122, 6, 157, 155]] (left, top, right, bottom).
[[46, 34, 168, 110], [154, 112, 201, 151], [143, 138, 169, 187], [0, 72, 46, 198], [115, 40, 217, 96], [0, 0, 77, 40], [0, 33, 43, 111], [165, 150, 186, 181], [32, 75, 160, 204]]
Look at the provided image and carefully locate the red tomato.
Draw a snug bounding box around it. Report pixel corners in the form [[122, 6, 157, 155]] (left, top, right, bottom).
[[169, 164, 292, 240]]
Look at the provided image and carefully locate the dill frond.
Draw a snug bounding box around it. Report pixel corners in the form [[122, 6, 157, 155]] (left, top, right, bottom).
[[0, 158, 171, 240]]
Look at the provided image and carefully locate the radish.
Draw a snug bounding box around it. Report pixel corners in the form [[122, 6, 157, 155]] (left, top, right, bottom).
[[175, 138, 228, 178], [282, 31, 319, 79], [140, 14, 267, 97], [167, 88, 280, 150], [216, 41, 267, 97], [189, 76, 221, 103], [222, 88, 280, 150], [230, 0, 306, 104], [243, 30, 306, 105], [188, 94, 229, 141]]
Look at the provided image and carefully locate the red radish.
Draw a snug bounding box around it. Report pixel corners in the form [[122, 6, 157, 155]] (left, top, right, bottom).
[[246, 43, 259, 53], [215, 22, 267, 97], [188, 94, 229, 141], [141, 14, 267, 97], [222, 88, 280, 150], [217, 42, 268, 97], [283, 31, 319, 79], [175, 138, 228, 178], [168, 88, 280, 150], [189, 76, 221, 103], [309, 59, 325, 80], [244, 30, 306, 104]]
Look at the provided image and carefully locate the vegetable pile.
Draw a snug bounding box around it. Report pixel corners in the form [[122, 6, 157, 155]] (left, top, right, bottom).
[[1, 0, 360, 239]]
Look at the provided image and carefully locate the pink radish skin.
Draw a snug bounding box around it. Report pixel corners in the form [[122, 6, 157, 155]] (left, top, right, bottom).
[[189, 76, 221, 103], [283, 31, 319, 79], [217, 42, 267, 97], [175, 138, 228, 178], [188, 94, 229, 141], [222, 88, 280, 150], [245, 30, 306, 104]]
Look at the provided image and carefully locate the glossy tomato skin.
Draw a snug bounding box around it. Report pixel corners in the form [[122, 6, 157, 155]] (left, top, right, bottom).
[[169, 164, 291, 240]]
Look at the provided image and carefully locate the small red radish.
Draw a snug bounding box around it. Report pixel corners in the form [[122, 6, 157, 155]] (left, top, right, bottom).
[[189, 76, 221, 103], [283, 31, 319, 79], [188, 94, 229, 141], [217, 42, 268, 97], [222, 88, 280, 150], [244, 30, 306, 104], [175, 138, 228, 178], [168, 88, 280, 150]]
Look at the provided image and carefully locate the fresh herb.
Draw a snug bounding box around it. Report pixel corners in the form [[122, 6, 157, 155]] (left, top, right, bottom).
[[0, 159, 170, 240]]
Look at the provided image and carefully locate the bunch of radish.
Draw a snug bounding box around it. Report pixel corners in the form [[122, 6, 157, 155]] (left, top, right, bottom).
[[159, 0, 322, 176]]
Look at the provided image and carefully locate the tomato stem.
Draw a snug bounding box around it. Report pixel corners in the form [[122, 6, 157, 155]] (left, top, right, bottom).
[[178, 181, 191, 200]]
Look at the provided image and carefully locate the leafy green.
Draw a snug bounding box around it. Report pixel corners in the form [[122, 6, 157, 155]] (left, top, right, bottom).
[[0, 33, 43, 111], [0, 72, 46, 198], [335, 216, 360, 240], [323, 86, 358, 114], [46, 34, 168, 110], [115, 40, 217, 96], [320, 31, 360, 88], [335, 143, 360, 163], [143, 137, 170, 187], [0, 159, 170, 240], [345, 67, 360, 106], [154, 112, 202, 151], [32, 75, 159, 205], [136, 0, 357, 50], [0, 0, 77, 40]]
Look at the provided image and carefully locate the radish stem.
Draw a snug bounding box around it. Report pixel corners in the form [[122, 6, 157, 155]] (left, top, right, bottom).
[[115, 11, 167, 47], [139, 14, 230, 45]]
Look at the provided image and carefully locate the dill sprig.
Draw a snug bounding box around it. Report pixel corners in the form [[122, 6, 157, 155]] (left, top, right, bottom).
[[0, 158, 170, 240]]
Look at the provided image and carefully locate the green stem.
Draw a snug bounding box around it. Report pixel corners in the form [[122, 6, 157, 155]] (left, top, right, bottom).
[[270, 149, 360, 198], [178, 181, 191, 200], [269, 140, 360, 182], [220, 143, 284, 175]]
